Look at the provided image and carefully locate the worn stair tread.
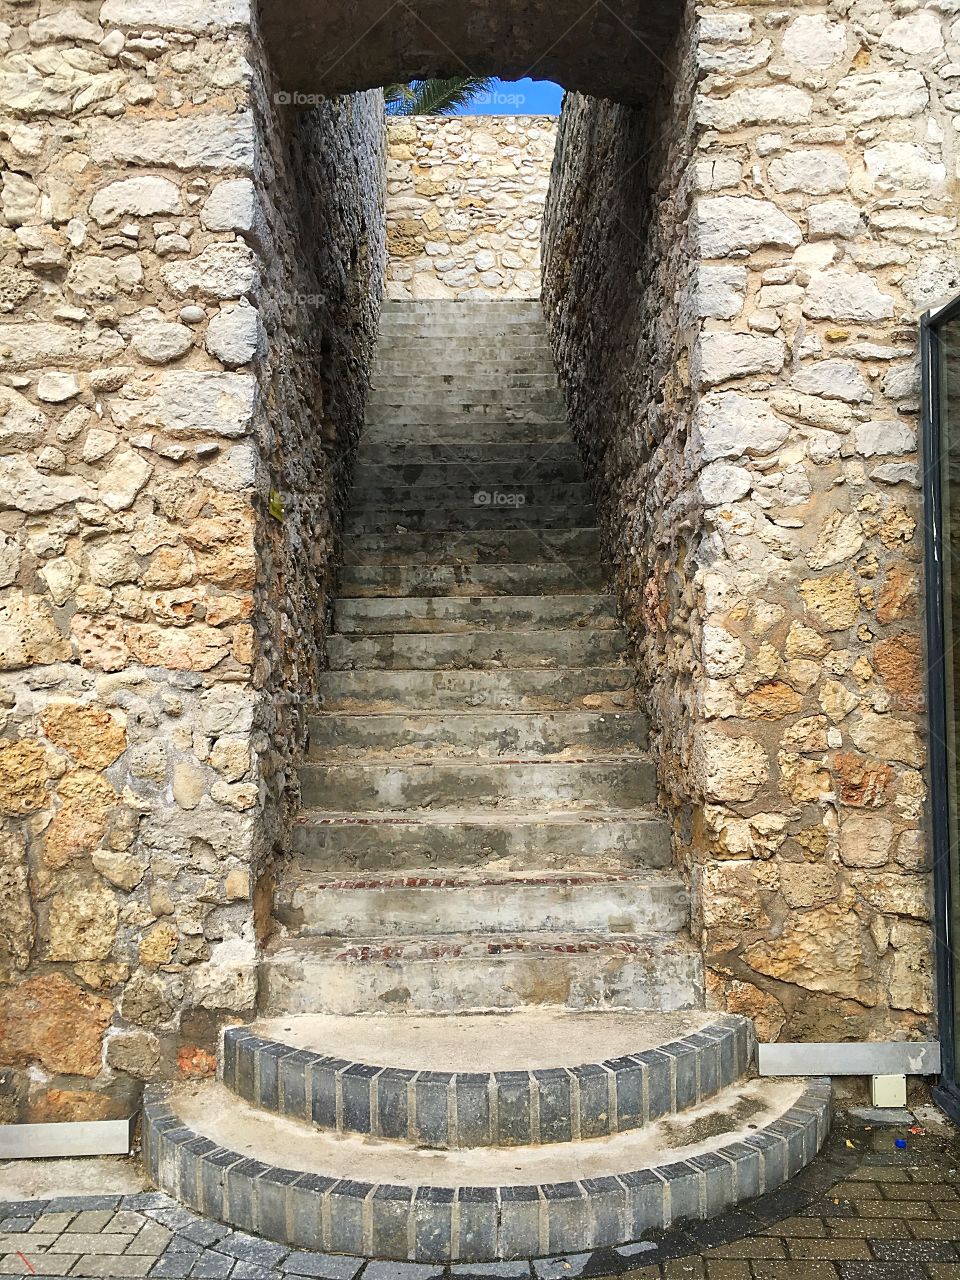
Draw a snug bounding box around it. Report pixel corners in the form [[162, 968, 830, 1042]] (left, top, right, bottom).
[[342, 527, 602, 565], [315, 668, 635, 712], [234, 1008, 728, 1073], [339, 562, 607, 598], [333, 595, 619, 634], [295, 807, 666, 825], [153, 1071, 826, 1188], [306, 711, 648, 760]]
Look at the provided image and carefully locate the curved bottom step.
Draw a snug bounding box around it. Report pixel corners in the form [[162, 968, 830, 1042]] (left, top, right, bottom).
[[143, 1076, 831, 1263]]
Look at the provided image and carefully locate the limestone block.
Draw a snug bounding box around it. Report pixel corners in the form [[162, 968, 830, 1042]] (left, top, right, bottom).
[[2, 171, 40, 226], [41, 702, 126, 769], [863, 142, 946, 192], [89, 176, 182, 226], [880, 9, 944, 53], [0, 972, 113, 1076], [802, 270, 894, 322], [161, 242, 257, 300], [0, 385, 46, 450], [132, 321, 193, 365], [0, 322, 124, 370], [807, 200, 863, 240], [695, 333, 785, 388], [781, 14, 847, 68], [689, 265, 747, 319], [849, 711, 924, 767], [205, 301, 261, 366], [109, 371, 258, 439], [854, 420, 915, 457], [699, 461, 751, 507], [768, 150, 850, 196], [695, 196, 802, 257], [792, 359, 872, 403], [29, 9, 104, 44], [89, 115, 255, 171], [691, 726, 768, 802], [45, 880, 119, 962], [744, 906, 878, 1005], [697, 85, 813, 131], [98, 450, 153, 512], [200, 179, 258, 234], [694, 391, 790, 462], [840, 814, 895, 868], [831, 70, 928, 122], [99, 0, 250, 31]]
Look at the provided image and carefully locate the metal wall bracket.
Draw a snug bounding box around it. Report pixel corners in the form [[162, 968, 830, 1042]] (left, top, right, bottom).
[[758, 1042, 941, 1077]]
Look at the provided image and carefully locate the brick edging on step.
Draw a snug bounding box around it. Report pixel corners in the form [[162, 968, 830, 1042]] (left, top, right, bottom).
[[219, 1014, 757, 1148], [142, 1077, 831, 1262]]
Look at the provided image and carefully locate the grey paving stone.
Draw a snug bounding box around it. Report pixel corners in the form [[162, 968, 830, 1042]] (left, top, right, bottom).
[[0, 1218, 35, 1232], [614, 1240, 659, 1260], [150, 1248, 204, 1277], [189, 1249, 236, 1278], [531, 1253, 594, 1280], [108, 1211, 149, 1233], [362, 1263, 445, 1280], [124, 1193, 174, 1212], [232, 1265, 284, 1280], [218, 1231, 289, 1267], [0, 1257, 81, 1277], [282, 1252, 364, 1278], [71, 1254, 154, 1277], [449, 1264, 531, 1279], [47, 1196, 120, 1214], [67, 1210, 116, 1232], [153, 1207, 214, 1234], [0, 1202, 48, 1218], [47, 1232, 133, 1253], [32, 1213, 76, 1234], [178, 1219, 233, 1247], [128, 1220, 175, 1254]]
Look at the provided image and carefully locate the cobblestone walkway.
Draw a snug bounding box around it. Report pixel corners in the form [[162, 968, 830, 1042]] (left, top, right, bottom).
[[2, 1115, 959, 1280]]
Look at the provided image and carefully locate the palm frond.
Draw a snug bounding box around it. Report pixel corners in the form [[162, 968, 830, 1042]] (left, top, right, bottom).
[[386, 76, 496, 116]]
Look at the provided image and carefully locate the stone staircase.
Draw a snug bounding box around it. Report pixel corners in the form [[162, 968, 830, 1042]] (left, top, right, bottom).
[[144, 301, 831, 1267]]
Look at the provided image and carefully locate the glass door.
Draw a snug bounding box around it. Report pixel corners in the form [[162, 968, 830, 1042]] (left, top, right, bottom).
[[922, 298, 960, 1121]]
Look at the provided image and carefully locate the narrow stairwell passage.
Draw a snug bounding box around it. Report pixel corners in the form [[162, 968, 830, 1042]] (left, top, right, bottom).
[[264, 300, 702, 1015], [143, 303, 832, 1264]]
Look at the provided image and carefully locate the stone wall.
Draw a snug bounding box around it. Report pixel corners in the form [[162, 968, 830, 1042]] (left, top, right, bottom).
[[0, 0, 384, 1121], [386, 115, 557, 300], [544, 1, 945, 1043]]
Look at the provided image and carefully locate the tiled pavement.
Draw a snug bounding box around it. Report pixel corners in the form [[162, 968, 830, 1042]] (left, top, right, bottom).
[[3, 1113, 960, 1280]]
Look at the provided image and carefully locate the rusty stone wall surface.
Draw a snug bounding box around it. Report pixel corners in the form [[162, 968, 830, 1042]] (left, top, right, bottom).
[[0, 0, 384, 1120], [386, 115, 557, 300], [543, 1, 945, 1044]]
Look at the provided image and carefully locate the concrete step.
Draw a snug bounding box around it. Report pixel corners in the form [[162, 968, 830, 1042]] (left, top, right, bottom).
[[327, 628, 627, 670], [333, 594, 618, 635], [371, 372, 559, 391], [290, 810, 670, 871], [378, 316, 550, 336], [381, 300, 546, 315], [222, 1011, 754, 1146], [365, 402, 564, 427], [361, 420, 569, 445], [299, 758, 658, 812], [274, 869, 688, 939], [342, 527, 601, 566], [347, 482, 592, 510], [352, 461, 584, 488], [344, 505, 597, 533], [306, 711, 648, 760], [354, 441, 580, 466], [146, 1074, 830, 1260], [373, 357, 556, 378], [315, 668, 636, 712], [258, 929, 703, 1015], [339, 560, 606, 597], [354, 441, 579, 467]]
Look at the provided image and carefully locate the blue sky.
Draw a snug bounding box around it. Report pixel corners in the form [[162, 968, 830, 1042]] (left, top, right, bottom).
[[459, 78, 564, 116]]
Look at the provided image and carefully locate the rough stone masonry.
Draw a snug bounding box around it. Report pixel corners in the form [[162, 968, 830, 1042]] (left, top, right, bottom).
[[544, 0, 946, 1044], [0, 0, 952, 1122]]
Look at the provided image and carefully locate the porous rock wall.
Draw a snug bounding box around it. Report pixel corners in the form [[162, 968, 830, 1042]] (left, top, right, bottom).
[[0, 0, 384, 1120], [544, 0, 947, 1043], [386, 115, 557, 300]]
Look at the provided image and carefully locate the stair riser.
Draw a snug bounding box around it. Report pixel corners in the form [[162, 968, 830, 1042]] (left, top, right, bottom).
[[291, 817, 670, 871], [299, 761, 658, 812], [349, 482, 592, 509], [378, 323, 550, 339], [344, 507, 597, 533], [327, 630, 627, 670], [317, 669, 634, 713], [366, 406, 563, 427], [259, 944, 703, 1016], [353, 443, 581, 466], [334, 595, 617, 635], [306, 712, 648, 760], [277, 880, 689, 938], [342, 528, 601, 565], [373, 362, 555, 380], [361, 422, 568, 445], [339, 561, 607, 597], [372, 373, 559, 390], [221, 1017, 755, 1147], [352, 461, 583, 487]]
